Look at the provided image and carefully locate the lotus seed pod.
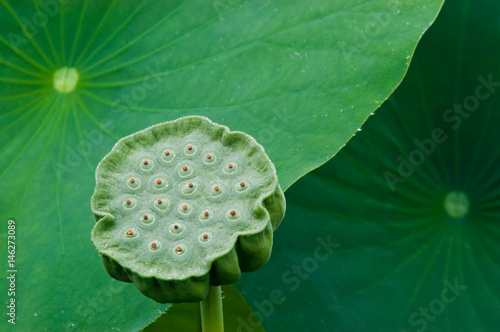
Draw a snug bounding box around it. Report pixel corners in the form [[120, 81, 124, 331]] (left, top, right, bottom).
[[91, 116, 285, 303]]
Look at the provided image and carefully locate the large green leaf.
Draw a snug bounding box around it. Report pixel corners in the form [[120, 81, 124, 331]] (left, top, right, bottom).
[[237, 0, 500, 330], [0, 0, 443, 330]]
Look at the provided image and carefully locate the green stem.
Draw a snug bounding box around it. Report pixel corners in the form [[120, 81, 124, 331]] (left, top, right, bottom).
[[200, 285, 224, 332]]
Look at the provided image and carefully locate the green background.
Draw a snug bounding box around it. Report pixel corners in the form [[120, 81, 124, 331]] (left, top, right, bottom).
[[0, 0, 445, 331]]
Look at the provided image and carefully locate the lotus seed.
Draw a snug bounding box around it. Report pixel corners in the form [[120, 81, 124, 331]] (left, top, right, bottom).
[[235, 181, 250, 192], [162, 149, 175, 162], [140, 159, 154, 170], [141, 214, 155, 225], [199, 233, 212, 243], [203, 153, 216, 164], [226, 209, 240, 220], [175, 246, 185, 255], [182, 182, 198, 195], [123, 199, 137, 208], [184, 144, 197, 155], [149, 241, 161, 251], [211, 185, 224, 197], [179, 165, 193, 176], [124, 228, 138, 238], [199, 210, 213, 221], [169, 223, 185, 235], [127, 177, 141, 189], [223, 163, 237, 173], [179, 203, 192, 214], [154, 198, 170, 211], [153, 178, 168, 189]]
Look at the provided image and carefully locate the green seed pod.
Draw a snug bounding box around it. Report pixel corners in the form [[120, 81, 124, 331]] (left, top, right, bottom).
[[91, 116, 285, 303]]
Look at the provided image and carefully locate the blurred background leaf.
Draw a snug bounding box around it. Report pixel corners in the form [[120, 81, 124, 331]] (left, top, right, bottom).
[[236, 0, 500, 330]]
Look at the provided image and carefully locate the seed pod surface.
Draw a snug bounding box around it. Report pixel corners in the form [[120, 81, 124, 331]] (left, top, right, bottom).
[[91, 116, 285, 303]]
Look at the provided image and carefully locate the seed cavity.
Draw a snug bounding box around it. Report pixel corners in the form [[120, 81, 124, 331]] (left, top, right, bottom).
[[199, 209, 213, 221], [178, 203, 192, 214], [203, 153, 216, 164], [153, 178, 168, 189], [140, 159, 154, 171], [182, 182, 198, 195], [127, 177, 140, 189], [154, 198, 170, 211], [199, 232, 212, 243], [223, 162, 237, 174], [184, 144, 197, 155], [174, 244, 186, 255], [162, 149, 175, 162], [179, 165, 193, 177], [235, 181, 250, 192], [149, 240, 161, 251], [169, 222, 185, 235], [140, 213, 155, 225], [123, 198, 136, 209], [210, 184, 224, 197], [124, 228, 138, 238], [226, 209, 241, 220]]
